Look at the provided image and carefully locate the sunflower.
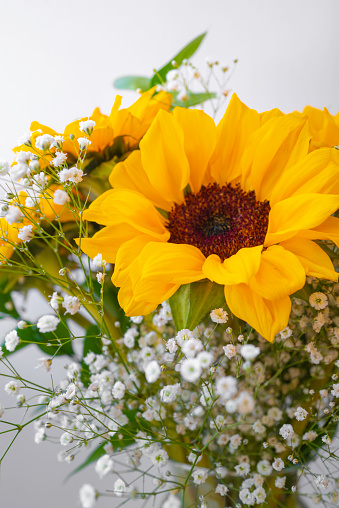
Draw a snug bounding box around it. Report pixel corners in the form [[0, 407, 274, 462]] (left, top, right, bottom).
[[13, 88, 171, 170], [297, 106, 339, 152], [80, 94, 339, 341]]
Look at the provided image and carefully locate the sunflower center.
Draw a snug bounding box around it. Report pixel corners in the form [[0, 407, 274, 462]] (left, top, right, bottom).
[[167, 183, 270, 261]]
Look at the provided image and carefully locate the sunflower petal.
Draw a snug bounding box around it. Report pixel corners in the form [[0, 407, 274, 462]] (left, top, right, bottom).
[[109, 151, 174, 211], [225, 284, 291, 342], [280, 238, 338, 281], [297, 216, 339, 248], [270, 148, 339, 205], [173, 108, 217, 193], [249, 245, 305, 300], [202, 246, 262, 285], [209, 94, 260, 185], [265, 193, 339, 246], [140, 110, 190, 204]]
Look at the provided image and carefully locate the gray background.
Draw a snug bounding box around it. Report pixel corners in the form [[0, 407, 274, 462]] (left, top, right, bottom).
[[1, 0, 339, 506]]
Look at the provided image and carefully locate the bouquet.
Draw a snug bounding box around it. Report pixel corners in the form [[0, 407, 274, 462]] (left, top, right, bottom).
[[1, 33, 339, 508]]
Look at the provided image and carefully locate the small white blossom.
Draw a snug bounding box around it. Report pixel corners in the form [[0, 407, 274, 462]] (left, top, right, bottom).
[[93, 253, 107, 269], [35, 134, 54, 151], [53, 189, 70, 205], [145, 361, 161, 383], [309, 292, 328, 310], [175, 329, 194, 346], [62, 295, 81, 315], [275, 476, 286, 488], [112, 381, 125, 400], [182, 338, 203, 358], [215, 484, 228, 496], [95, 454, 114, 479], [210, 308, 228, 323], [9, 163, 28, 180], [240, 344, 260, 361], [235, 462, 250, 476], [331, 383, 339, 398], [192, 467, 208, 485], [163, 495, 181, 508], [114, 478, 126, 497], [315, 475, 329, 490], [253, 487, 266, 504], [5, 206, 23, 225], [160, 383, 180, 403], [50, 135, 64, 149], [49, 292, 61, 311], [197, 351, 213, 368], [279, 424, 294, 439], [180, 358, 202, 382], [0, 160, 10, 175], [16, 150, 32, 163], [79, 120, 95, 135], [150, 448, 169, 467], [5, 330, 20, 352], [303, 430, 318, 441], [79, 484, 97, 508], [35, 357, 52, 372], [239, 488, 255, 506], [58, 167, 83, 184], [166, 338, 178, 353], [52, 151, 67, 167], [223, 344, 237, 359], [257, 459, 273, 476], [215, 376, 237, 400], [78, 137, 92, 150], [4, 380, 21, 395], [280, 326, 293, 339], [130, 315, 143, 324], [18, 225, 33, 242], [294, 406, 308, 421], [272, 458, 284, 471], [37, 315, 60, 333]]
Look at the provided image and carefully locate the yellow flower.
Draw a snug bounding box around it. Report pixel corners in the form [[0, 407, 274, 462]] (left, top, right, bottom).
[[80, 94, 339, 342], [299, 106, 339, 152], [13, 88, 172, 167]]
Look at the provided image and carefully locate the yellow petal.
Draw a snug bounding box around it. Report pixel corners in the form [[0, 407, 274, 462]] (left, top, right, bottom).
[[140, 110, 190, 204], [249, 245, 305, 300], [241, 115, 311, 199], [209, 94, 260, 185], [280, 238, 338, 281], [270, 148, 339, 205], [173, 107, 217, 193], [297, 216, 339, 248], [109, 151, 174, 211], [225, 284, 291, 342], [82, 189, 116, 225], [78, 223, 149, 263], [265, 193, 339, 246], [136, 242, 206, 285], [202, 246, 262, 285]]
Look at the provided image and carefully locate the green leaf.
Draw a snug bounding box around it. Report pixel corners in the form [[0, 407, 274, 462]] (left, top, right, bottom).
[[169, 280, 225, 332], [172, 91, 217, 109], [66, 443, 105, 479], [114, 75, 151, 92], [150, 32, 207, 87], [0, 321, 74, 358], [83, 324, 102, 357]]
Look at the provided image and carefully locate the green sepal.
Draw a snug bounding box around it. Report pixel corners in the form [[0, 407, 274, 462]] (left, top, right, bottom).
[[169, 279, 225, 332], [113, 75, 151, 92], [150, 32, 207, 87]]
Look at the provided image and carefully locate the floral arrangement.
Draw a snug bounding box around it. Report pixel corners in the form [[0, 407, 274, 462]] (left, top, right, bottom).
[[1, 33, 339, 508]]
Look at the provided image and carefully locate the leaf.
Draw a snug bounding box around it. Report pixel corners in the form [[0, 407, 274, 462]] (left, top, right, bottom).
[[169, 280, 225, 332], [83, 324, 102, 357], [66, 443, 105, 479], [114, 75, 151, 92], [0, 321, 74, 358], [150, 32, 207, 87], [172, 91, 217, 109]]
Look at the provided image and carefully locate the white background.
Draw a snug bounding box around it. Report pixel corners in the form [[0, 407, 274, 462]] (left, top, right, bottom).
[[0, 0, 339, 506]]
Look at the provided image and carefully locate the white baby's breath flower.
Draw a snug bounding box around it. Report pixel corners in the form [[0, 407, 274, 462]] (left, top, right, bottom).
[[166, 338, 178, 353], [95, 454, 114, 479], [5, 206, 23, 225], [9, 163, 28, 180], [210, 308, 228, 323], [52, 151, 67, 167], [180, 358, 202, 382], [37, 315, 60, 333], [50, 135, 64, 149], [215, 484, 228, 496], [309, 292, 328, 310], [93, 253, 107, 269], [275, 476, 286, 488], [18, 225, 33, 242], [240, 344, 260, 361], [294, 406, 308, 421], [4, 380, 21, 395], [0, 160, 10, 175], [62, 295, 81, 315], [331, 383, 339, 397], [315, 474, 329, 490], [150, 448, 169, 467], [223, 344, 237, 359], [58, 167, 83, 184], [192, 467, 208, 485], [35, 134, 54, 151], [78, 137, 92, 150], [175, 329, 194, 346], [280, 326, 293, 339], [112, 381, 125, 400], [79, 120, 95, 135], [145, 361, 161, 383], [79, 484, 97, 508], [17, 132, 32, 146], [257, 459, 273, 476], [35, 357, 52, 372], [53, 189, 70, 205], [130, 315, 143, 324], [197, 351, 213, 368], [272, 458, 284, 471], [114, 478, 126, 497], [160, 383, 180, 403], [5, 330, 20, 352], [215, 376, 237, 400], [279, 424, 294, 439]]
